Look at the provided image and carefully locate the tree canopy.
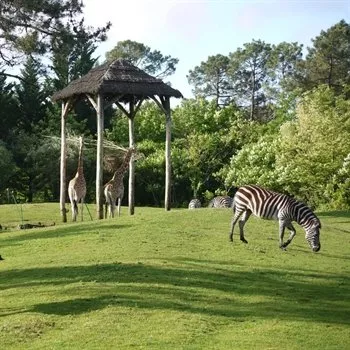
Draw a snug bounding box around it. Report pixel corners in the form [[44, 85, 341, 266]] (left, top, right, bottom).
[[0, 0, 110, 77], [105, 40, 179, 79]]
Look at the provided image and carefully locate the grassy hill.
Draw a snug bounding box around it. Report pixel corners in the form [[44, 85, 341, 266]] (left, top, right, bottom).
[[0, 204, 349, 349]]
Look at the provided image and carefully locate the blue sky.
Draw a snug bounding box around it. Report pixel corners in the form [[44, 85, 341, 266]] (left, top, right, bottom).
[[84, 0, 349, 100]]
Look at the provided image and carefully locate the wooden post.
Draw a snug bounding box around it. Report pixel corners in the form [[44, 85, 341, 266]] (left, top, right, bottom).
[[96, 93, 104, 219], [128, 99, 135, 215], [164, 97, 171, 211], [60, 101, 68, 222]]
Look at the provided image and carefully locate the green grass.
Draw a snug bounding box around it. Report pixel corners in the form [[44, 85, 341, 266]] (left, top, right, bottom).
[[0, 204, 349, 349]]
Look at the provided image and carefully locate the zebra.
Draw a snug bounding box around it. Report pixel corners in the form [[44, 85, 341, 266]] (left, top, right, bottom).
[[208, 196, 233, 208], [229, 185, 321, 252], [188, 198, 201, 209]]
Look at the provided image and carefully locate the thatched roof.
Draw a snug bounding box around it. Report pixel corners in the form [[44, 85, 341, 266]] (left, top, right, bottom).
[[51, 59, 183, 102]]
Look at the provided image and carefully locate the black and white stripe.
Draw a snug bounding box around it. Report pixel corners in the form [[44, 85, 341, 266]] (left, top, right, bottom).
[[188, 198, 201, 209], [208, 196, 233, 208], [229, 185, 321, 252]]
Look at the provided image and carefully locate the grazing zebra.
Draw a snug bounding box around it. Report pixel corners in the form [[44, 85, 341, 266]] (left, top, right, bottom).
[[229, 185, 321, 252], [188, 198, 201, 209], [208, 196, 233, 208]]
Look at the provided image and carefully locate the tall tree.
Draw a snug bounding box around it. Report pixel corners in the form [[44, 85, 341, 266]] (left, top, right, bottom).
[[297, 20, 350, 93], [0, 0, 110, 77], [16, 56, 48, 133], [49, 20, 107, 135], [229, 40, 272, 120], [278, 86, 350, 206], [0, 75, 20, 142], [105, 40, 178, 79], [187, 54, 232, 108], [9, 56, 48, 202], [0, 141, 16, 198], [267, 41, 303, 96], [50, 21, 99, 91]]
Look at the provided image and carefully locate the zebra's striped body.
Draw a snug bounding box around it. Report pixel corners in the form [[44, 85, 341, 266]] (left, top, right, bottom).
[[208, 196, 233, 208], [188, 199, 201, 209], [230, 185, 321, 252]]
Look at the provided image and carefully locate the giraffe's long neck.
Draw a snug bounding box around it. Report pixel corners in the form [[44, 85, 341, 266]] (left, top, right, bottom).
[[112, 148, 133, 181]]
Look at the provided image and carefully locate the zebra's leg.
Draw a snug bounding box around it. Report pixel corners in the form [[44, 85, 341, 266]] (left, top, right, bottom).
[[238, 210, 251, 244], [229, 209, 244, 242], [281, 223, 296, 248], [279, 220, 287, 249]]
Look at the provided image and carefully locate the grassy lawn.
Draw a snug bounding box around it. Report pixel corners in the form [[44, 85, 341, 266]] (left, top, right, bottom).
[[0, 203, 349, 349]]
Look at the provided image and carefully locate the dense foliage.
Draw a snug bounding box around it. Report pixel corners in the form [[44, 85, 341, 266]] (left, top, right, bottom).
[[0, 8, 349, 210]]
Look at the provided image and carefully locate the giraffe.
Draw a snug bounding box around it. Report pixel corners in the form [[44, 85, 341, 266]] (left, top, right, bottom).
[[104, 147, 135, 218], [68, 136, 87, 222]]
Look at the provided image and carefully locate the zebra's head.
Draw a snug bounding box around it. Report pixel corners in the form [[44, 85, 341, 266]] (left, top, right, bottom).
[[305, 219, 321, 252]]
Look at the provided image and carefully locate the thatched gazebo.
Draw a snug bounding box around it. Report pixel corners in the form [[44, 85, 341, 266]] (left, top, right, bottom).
[[52, 59, 183, 222]]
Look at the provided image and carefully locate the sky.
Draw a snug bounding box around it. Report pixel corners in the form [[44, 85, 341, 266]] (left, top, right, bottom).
[[83, 0, 350, 101]]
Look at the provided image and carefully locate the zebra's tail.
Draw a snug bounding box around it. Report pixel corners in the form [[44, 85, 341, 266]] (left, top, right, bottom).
[[231, 200, 236, 212]]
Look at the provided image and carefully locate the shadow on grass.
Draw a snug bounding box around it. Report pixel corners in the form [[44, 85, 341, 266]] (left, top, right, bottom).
[[1, 261, 349, 325], [0, 223, 133, 246], [317, 211, 350, 218]]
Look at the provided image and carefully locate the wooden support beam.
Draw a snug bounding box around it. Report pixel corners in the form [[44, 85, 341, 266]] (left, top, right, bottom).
[[104, 95, 125, 110], [151, 95, 172, 210], [113, 97, 145, 216], [151, 96, 166, 115], [60, 99, 72, 222], [86, 94, 97, 111], [115, 101, 130, 117], [128, 99, 135, 215], [134, 97, 145, 115], [96, 93, 104, 219], [163, 97, 172, 211]]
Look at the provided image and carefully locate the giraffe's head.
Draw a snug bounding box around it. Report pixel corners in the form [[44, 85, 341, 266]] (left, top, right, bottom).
[[128, 146, 144, 161]]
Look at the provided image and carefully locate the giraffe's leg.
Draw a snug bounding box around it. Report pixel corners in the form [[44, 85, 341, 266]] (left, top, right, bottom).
[[71, 199, 78, 222], [81, 198, 84, 222], [117, 198, 121, 217], [108, 202, 112, 218], [74, 200, 78, 221], [111, 200, 115, 218], [68, 188, 76, 222]]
